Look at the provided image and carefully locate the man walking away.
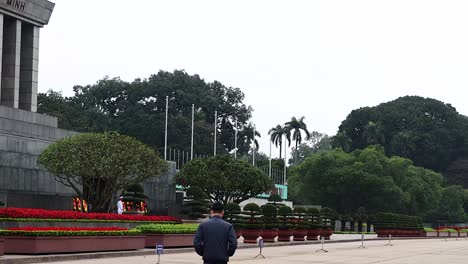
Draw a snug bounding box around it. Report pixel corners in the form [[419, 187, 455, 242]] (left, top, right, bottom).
[[194, 202, 238, 264]]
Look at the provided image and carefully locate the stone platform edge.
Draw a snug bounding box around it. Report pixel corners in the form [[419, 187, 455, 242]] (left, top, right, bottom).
[[0, 236, 452, 264]]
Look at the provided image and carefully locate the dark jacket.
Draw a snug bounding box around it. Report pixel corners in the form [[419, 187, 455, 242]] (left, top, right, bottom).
[[193, 215, 237, 263]]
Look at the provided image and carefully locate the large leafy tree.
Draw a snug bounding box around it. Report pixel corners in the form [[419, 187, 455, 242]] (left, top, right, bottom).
[[175, 155, 274, 204], [285, 116, 311, 163], [333, 96, 468, 173], [288, 132, 332, 165], [38, 70, 254, 156], [38, 132, 168, 213], [288, 145, 445, 218], [268, 125, 290, 159], [427, 185, 466, 223]]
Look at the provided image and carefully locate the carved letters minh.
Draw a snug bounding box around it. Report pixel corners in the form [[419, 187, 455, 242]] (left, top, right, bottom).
[[6, 0, 26, 12]]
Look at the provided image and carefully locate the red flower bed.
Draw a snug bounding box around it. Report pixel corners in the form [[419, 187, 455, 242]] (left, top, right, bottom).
[[7, 227, 128, 231], [0, 208, 180, 222]]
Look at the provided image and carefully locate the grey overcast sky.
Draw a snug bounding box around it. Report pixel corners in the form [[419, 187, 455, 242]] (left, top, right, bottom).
[[39, 0, 468, 158]]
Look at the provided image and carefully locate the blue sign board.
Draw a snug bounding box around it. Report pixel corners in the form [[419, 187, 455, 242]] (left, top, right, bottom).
[[156, 244, 164, 255], [259, 239, 264, 248]]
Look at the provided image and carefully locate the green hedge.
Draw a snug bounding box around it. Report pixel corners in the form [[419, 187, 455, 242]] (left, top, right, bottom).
[[0, 230, 141, 237], [439, 228, 458, 233], [136, 224, 199, 234], [423, 227, 436, 232], [374, 213, 423, 230]]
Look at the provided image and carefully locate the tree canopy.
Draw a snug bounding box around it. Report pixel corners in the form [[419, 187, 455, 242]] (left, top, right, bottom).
[[288, 132, 332, 166], [333, 96, 468, 173], [38, 132, 168, 212], [175, 155, 274, 204], [288, 145, 452, 219], [38, 70, 255, 156], [284, 116, 310, 163]]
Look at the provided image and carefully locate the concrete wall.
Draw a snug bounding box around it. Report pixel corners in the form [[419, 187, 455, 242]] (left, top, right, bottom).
[[0, 106, 178, 214], [143, 161, 177, 216], [0, 106, 76, 209]]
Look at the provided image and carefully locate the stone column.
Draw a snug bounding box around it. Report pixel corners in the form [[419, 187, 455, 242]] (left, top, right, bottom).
[[0, 14, 3, 102], [1, 17, 21, 108], [19, 23, 39, 112]]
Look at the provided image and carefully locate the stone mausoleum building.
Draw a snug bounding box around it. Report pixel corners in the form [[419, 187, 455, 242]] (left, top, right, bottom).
[[0, 0, 177, 214]]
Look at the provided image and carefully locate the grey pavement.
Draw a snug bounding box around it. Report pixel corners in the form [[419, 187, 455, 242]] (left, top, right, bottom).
[[42, 237, 468, 264]]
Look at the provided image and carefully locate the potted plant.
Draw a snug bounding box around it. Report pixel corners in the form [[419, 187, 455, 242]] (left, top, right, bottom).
[[436, 228, 449, 237], [306, 208, 321, 240], [261, 204, 279, 242], [292, 207, 308, 241], [422, 227, 438, 237], [374, 213, 395, 237], [459, 229, 468, 237], [277, 205, 294, 242], [241, 203, 262, 243], [319, 207, 335, 240], [224, 203, 242, 239]]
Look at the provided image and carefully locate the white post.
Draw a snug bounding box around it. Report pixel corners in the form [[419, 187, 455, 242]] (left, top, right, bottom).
[[253, 126, 256, 166], [214, 111, 217, 156], [164, 96, 168, 160], [234, 118, 238, 159], [283, 134, 287, 185], [191, 104, 194, 160], [269, 140, 272, 178]]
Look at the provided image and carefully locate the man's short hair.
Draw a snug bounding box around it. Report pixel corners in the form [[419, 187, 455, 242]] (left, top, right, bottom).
[[211, 202, 224, 213]]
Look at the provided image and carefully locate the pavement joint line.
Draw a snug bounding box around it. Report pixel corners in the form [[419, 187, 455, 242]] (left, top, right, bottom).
[[0, 237, 458, 264]]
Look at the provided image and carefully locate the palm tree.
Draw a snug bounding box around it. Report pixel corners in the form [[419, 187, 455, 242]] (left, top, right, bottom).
[[284, 116, 310, 163], [238, 123, 260, 156], [268, 125, 290, 159]]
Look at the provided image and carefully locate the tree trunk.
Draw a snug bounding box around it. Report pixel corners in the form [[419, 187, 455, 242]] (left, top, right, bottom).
[[340, 220, 346, 231], [358, 221, 363, 233], [295, 141, 298, 163], [367, 222, 372, 233], [350, 221, 355, 232], [279, 142, 282, 159]]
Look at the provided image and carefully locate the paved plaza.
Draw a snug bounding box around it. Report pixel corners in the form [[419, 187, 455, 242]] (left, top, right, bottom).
[[52, 238, 468, 264]]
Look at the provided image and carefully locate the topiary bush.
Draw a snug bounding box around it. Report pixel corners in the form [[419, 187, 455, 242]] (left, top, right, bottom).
[[243, 203, 260, 213], [225, 203, 241, 213], [278, 206, 293, 216], [262, 204, 278, 216], [181, 186, 210, 219], [293, 207, 306, 215]]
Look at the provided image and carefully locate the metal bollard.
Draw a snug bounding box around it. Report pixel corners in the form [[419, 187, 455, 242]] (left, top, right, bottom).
[[315, 236, 328, 253], [358, 234, 366, 248], [385, 234, 393, 246]]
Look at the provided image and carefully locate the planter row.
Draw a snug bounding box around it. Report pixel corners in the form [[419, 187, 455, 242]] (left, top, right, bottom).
[[375, 229, 422, 237], [0, 234, 195, 254], [376, 229, 468, 238], [431, 231, 468, 238], [240, 228, 333, 243]]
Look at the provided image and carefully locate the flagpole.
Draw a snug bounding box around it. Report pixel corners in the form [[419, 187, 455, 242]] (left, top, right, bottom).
[[283, 134, 287, 185], [252, 126, 256, 166], [164, 96, 168, 160], [234, 118, 238, 159], [269, 139, 272, 178], [214, 111, 217, 156], [191, 104, 194, 160]]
